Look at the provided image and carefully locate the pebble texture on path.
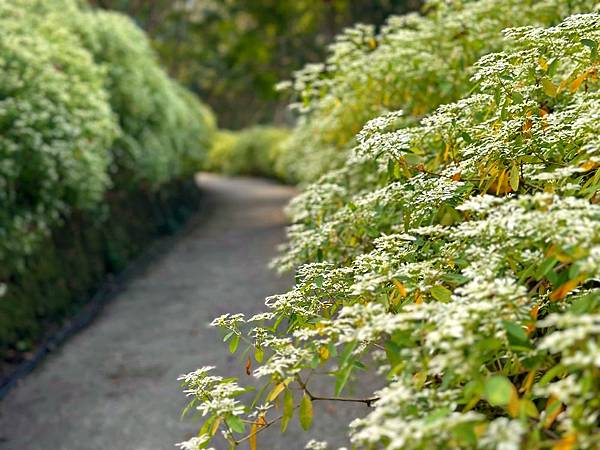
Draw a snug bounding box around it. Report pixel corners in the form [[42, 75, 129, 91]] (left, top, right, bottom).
[[0, 174, 370, 450]]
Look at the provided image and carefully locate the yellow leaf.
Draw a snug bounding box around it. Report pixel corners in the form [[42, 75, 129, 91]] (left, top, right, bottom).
[[580, 160, 599, 172], [414, 290, 423, 304], [539, 57, 548, 71], [249, 423, 258, 450], [521, 398, 539, 419], [392, 279, 407, 297], [553, 432, 577, 450], [444, 142, 452, 161], [210, 417, 221, 436], [570, 71, 589, 93], [319, 346, 330, 363], [507, 388, 520, 418], [267, 381, 287, 402], [545, 395, 563, 429], [462, 396, 480, 412], [549, 277, 583, 301], [520, 370, 536, 394], [412, 371, 427, 389]]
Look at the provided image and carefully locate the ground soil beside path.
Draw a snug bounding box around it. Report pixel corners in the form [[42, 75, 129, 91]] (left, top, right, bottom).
[[0, 174, 370, 450]]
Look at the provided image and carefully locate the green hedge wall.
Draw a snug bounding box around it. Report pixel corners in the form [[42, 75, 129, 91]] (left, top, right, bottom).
[[0, 0, 214, 359]]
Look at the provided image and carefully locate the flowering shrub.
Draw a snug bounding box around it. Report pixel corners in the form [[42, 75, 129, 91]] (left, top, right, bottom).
[[277, 0, 599, 183], [0, 1, 214, 353], [0, 0, 118, 272], [70, 9, 215, 187], [180, 6, 600, 450], [0, 0, 214, 274]]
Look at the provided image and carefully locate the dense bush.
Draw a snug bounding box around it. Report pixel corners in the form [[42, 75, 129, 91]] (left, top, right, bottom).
[[71, 10, 215, 186], [277, 0, 597, 183], [206, 127, 291, 182], [0, 0, 118, 273], [0, 0, 214, 355], [180, 2, 600, 450]]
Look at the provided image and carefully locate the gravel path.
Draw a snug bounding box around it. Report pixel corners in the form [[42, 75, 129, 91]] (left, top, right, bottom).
[[0, 174, 369, 450]]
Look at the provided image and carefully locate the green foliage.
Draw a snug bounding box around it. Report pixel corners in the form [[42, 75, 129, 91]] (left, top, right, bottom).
[[70, 10, 215, 186], [0, 0, 213, 354], [206, 127, 292, 182], [279, 0, 598, 182], [89, 0, 422, 128], [0, 0, 118, 272], [180, 2, 600, 450]]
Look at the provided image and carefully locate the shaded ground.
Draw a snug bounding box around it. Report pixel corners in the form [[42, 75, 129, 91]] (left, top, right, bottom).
[[0, 174, 369, 450]]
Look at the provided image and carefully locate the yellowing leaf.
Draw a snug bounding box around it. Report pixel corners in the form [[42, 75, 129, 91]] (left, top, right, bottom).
[[281, 389, 294, 433], [392, 279, 407, 297], [412, 371, 427, 389], [319, 346, 330, 362], [553, 432, 577, 450], [541, 77, 558, 97], [509, 163, 520, 191], [520, 370, 536, 394], [414, 290, 424, 304], [496, 169, 507, 196], [549, 277, 583, 301], [519, 398, 539, 418], [210, 416, 221, 436], [267, 381, 287, 402], [545, 395, 563, 429], [580, 160, 598, 172], [507, 388, 520, 418], [299, 393, 313, 431], [249, 423, 258, 450], [570, 71, 589, 92]]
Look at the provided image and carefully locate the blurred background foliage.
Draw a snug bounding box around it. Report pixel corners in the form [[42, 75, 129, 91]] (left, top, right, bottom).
[[88, 0, 422, 128]]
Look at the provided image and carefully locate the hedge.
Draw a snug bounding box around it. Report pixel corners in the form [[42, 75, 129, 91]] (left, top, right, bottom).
[[0, 0, 214, 358]]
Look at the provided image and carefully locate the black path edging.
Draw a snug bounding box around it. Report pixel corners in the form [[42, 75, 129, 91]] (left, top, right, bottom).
[[0, 184, 214, 402]]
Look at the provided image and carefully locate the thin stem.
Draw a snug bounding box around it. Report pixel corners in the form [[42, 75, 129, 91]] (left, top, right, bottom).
[[296, 375, 379, 407]]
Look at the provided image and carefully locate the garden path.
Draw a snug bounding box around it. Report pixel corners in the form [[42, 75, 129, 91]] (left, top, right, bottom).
[[0, 174, 368, 450]]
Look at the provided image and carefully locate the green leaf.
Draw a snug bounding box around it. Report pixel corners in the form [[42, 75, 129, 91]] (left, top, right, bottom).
[[229, 334, 240, 353], [430, 285, 452, 302], [281, 389, 294, 433], [534, 257, 557, 281], [581, 38, 598, 59], [503, 320, 531, 348], [225, 415, 245, 434], [539, 365, 566, 386], [569, 293, 598, 315], [484, 376, 514, 406], [299, 393, 313, 431], [509, 163, 520, 191], [335, 364, 353, 396], [223, 331, 234, 342], [254, 347, 264, 363]]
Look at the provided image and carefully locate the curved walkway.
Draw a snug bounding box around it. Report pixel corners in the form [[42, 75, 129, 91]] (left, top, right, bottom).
[[0, 174, 367, 450]]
